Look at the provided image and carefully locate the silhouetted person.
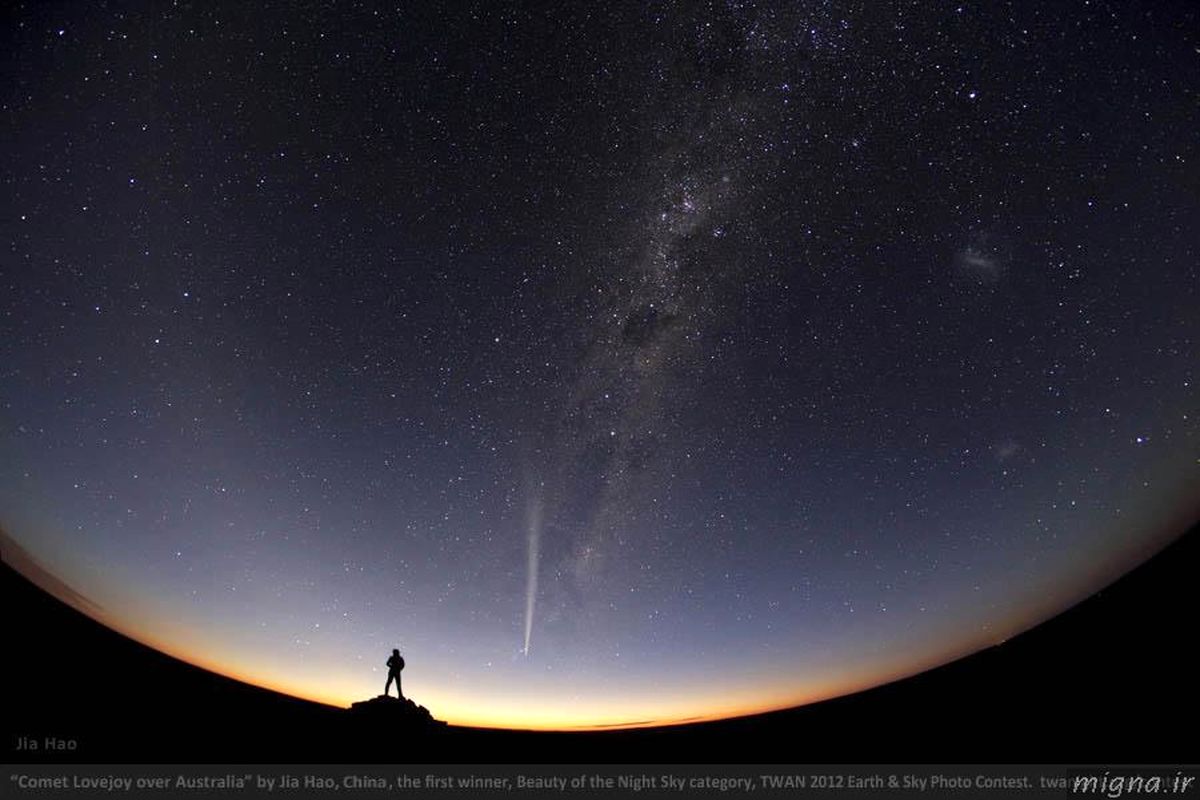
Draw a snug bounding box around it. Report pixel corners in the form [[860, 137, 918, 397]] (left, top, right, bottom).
[[385, 649, 405, 699]]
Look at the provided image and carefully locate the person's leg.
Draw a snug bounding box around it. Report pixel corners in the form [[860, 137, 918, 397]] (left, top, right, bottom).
[[385, 673, 394, 696]]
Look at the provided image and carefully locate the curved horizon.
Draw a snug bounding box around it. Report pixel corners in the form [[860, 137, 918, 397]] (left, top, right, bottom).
[[3, 513, 1193, 731], [3, 1, 1197, 735]]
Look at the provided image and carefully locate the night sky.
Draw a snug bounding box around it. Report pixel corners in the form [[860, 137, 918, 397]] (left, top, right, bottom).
[[2, 1, 1197, 729]]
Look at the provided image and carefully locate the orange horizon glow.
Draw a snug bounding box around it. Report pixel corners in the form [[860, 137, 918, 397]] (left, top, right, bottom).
[[6, 552, 895, 730], [97, 596, 1093, 731], [6, 519, 1185, 733], [9, 553, 1001, 731]]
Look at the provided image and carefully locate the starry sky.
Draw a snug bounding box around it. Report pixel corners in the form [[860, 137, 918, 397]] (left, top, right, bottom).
[[2, 1, 1198, 730]]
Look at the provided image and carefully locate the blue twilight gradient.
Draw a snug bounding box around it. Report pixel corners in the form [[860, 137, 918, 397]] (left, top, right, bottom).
[[1, 1, 1197, 726]]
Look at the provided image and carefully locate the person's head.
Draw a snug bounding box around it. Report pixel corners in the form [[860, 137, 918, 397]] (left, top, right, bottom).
[[392, 648, 399, 655]]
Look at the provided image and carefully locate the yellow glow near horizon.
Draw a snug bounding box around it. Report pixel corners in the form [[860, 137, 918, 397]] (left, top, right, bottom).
[[13, 573, 988, 731], [62, 592, 889, 730], [6, 528, 1142, 733], [90, 597, 1059, 732], [83, 606, 940, 731]]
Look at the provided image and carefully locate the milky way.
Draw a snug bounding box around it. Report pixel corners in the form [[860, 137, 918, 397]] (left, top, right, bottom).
[[2, 1, 1197, 728]]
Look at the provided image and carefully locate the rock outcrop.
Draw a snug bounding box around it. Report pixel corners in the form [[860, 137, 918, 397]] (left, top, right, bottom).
[[348, 695, 446, 729]]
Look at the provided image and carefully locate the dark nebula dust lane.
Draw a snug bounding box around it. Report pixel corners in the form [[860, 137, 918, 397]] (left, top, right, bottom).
[[2, 2, 1197, 728]]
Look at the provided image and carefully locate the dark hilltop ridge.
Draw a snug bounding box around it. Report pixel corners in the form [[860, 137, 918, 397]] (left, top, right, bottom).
[[348, 694, 446, 729], [3, 523, 1197, 765]]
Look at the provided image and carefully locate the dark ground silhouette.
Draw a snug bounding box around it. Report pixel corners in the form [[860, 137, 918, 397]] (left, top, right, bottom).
[[3, 523, 1197, 764]]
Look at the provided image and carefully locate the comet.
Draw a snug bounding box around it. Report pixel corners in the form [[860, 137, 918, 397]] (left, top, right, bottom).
[[522, 497, 543, 656]]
